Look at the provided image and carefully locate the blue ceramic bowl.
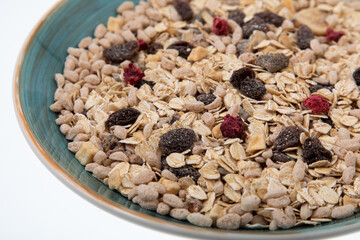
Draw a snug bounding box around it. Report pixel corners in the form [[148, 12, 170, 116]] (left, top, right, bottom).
[[14, 0, 360, 239]]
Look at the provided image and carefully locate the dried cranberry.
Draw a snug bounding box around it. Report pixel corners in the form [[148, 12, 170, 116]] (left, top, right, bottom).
[[303, 137, 332, 164], [123, 63, 145, 86], [173, 0, 193, 21], [353, 68, 360, 86], [196, 93, 216, 105], [106, 107, 141, 127], [103, 41, 139, 62], [303, 95, 330, 114], [228, 9, 245, 26], [146, 43, 163, 55], [137, 39, 148, 50], [326, 28, 345, 43], [255, 53, 289, 73], [254, 12, 284, 27], [161, 157, 200, 182], [230, 67, 256, 89], [274, 126, 302, 151], [271, 151, 296, 163], [213, 17, 228, 35], [242, 17, 267, 38], [159, 128, 196, 156], [297, 25, 314, 50], [168, 41, 194, 59], [220, 114, 246, 139]]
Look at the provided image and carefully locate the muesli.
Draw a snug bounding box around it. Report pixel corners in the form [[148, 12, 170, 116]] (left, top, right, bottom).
[[50, 0, 360, 230]]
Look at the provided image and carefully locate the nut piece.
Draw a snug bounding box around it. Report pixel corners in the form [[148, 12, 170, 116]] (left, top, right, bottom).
[[75, 141, 99, 165], [187, 46, 209, 62]]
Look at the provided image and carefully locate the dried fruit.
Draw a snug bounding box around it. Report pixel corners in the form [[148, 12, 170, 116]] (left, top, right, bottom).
[[196, 93, 216, 105], [159, 128, 196, 156], [309, 84, 334, 93], [103, 41, 139, 62], [326, 28, 345, 43], [238, 78, 266, 99], [137, 39, 148, 50], [145, 42, 163, 54], [168, 41, 194, 59], [187, 197, 203, 213], [274, 126, 302, 151], [213, 17, 228, 35], [303, 137, 332, 164], [255, 53, 289, 73], [230, 67, 256, 88], [353, 68, 360, 86], [161, 157, 201, 182], [102, 135, 123, 153], [297, 25, 314, 50], [272, 151, 296, 163], [228, 9, 245, 26], [303, 95, 330, 114], [220, 114, 246, 139], [123, 63, 145, 86], [242, 17, 268, 39], [173, 0, 193, 21], [254, 11, 285, 27], [105, 107, 141, 127]]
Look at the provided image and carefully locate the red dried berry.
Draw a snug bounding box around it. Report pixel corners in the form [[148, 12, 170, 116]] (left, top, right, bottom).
[[123, 63, 145, 86], [137, 39, 148, 50], [326, 28, 345, 43], [213, 17, 228, 35], [303, 95, 330, 114], [220, 114, 246, 139]]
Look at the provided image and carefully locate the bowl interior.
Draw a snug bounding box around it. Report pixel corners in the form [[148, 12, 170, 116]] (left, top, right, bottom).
[[15, 0, 360, 239]]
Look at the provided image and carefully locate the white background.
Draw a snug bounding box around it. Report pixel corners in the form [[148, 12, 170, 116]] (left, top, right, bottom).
[[0, 0, 359, 239]]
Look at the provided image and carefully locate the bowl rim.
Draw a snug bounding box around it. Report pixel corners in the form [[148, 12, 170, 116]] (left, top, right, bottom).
[[12, 0, 360, 239]]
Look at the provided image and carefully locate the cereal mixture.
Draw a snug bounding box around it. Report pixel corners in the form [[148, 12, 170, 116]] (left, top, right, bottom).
[[50, 0, 360, 230]]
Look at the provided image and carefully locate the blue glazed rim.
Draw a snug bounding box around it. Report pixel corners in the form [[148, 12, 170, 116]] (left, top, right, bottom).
[[13, 0, 360, 239]]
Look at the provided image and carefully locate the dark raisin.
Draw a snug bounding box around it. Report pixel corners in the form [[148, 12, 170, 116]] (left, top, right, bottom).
[[230, 67, 256, 89], [161, 157, 201, 182], [105, 107, 141, 128], [145, 43, 163, 54], [238, 107, 251, 122], [254, 12, 285, 27], [309, 84, 334, 93], [303, 137, 332, 164], [135, 79, 155, 89], [187, 198, 203, 213], [168, 41, 194, 59], [297, 24, 314, 50], [102, 135, 123, 153], [170, 113, 180, 124], [242, 17, 267, 39], [228, 9, 245, 26], [274, 126, 302, 151], [271, 151, 296, 163], [236, 40, 253, 55], [238, 77, 266, 99], [159, 128, 196, 156], [196, 93, 216, 105], [353, 68, 360, 86], [255, 53, 289, 73], [103, 41, 139, 62], [173, 0, 193, 21]]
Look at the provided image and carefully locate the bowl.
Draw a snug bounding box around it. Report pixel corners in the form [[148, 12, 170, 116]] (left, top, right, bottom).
[[14, 0, 360, 239]]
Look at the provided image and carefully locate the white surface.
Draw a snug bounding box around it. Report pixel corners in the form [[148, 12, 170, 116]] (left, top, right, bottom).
[[0, 0, 359, 239]]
